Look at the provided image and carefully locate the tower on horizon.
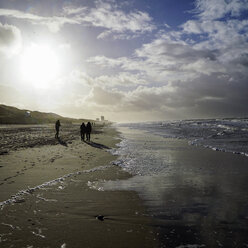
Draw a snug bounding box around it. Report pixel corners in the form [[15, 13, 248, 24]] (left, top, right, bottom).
[[101, 116, 104, 121]]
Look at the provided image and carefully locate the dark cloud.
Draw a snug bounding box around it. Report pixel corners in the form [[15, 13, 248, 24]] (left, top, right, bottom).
[[82, 67, 248, 121]]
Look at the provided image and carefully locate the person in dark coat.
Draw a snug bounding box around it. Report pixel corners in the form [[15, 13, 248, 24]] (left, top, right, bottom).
[[80, 122, 86, 141], [86, 122, 92, 142], [55, 120, 61, 139]]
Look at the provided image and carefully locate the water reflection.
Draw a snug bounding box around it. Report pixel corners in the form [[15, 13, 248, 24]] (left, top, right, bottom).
[[102, 129, 248, 247]]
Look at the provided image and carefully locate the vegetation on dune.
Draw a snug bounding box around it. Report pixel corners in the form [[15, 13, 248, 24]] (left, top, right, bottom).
[[0, 104, 92, 124]]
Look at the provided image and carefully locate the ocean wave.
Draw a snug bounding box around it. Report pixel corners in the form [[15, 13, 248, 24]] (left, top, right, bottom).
[[118, 118, 248, 157]]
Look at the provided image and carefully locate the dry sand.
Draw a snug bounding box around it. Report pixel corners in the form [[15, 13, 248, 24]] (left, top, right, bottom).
[[0, 124, 158, 248]]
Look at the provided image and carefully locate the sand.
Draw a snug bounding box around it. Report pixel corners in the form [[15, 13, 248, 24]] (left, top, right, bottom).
[[0, 124, 158, 248]]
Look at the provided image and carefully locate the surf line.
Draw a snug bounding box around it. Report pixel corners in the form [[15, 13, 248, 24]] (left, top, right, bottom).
[[0, 164, 112, 209]]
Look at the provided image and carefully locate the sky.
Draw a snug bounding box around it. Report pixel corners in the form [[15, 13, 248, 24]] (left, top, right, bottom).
[[0, 0, 248, 122]]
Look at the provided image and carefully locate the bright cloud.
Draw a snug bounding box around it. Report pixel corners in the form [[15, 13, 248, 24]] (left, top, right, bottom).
[[64, 0, 155, 39], [0, 1, 154, 38]]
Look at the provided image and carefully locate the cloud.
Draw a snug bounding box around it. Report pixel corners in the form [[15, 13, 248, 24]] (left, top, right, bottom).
[[72, 71, 149, 88], [85, 0, 248, 120], [88, 0, 248, 81], [1, 0, 247, 121], [180, 8, 248, 71], [193, 0, 248, 20], [0, 22, 22, 56], [87, 36, 225, 82], [95, 73, 148, 87], [0, 8, 80, 32], [0, 0, 155, 38], [82, 69, 248, 121], [65, 0, 155, 39], [182, 19, 248, 49]]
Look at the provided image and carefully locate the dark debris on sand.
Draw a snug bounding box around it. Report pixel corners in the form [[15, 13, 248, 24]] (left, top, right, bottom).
[[0, 124, 103, 155]]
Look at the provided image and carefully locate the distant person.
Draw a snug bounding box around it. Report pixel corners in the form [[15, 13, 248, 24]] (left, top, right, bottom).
[[55, 120, 61, 139], [86, 122, 92, 142], [80, 122, 86, 141]]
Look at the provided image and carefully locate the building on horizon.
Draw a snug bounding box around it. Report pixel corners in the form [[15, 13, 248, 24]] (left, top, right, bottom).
[[101, 116, 104, 121]]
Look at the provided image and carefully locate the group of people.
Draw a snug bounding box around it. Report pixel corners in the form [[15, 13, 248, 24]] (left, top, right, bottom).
[[80, 121, 92, 141], [55, 120, 92, 142]]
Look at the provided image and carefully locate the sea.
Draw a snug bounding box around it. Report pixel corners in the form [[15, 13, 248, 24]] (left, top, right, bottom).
[[90, 118, 248, 248]]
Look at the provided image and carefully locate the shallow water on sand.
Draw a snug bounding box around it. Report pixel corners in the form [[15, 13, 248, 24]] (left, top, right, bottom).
[[96, 127, 248, 247]]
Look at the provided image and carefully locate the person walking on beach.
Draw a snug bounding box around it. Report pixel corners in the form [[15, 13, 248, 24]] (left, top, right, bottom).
[[55, 120, 61, 139], [80, 122, 86, 141], [86, 121, 92, 142]]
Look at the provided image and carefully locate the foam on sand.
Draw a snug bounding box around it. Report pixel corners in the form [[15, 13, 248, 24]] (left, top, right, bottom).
[[0, 165, 112, 209]]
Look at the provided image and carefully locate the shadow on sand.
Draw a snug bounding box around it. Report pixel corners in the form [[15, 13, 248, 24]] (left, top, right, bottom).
[[84, 141, 110, 150], [57, 137, 68, 147]]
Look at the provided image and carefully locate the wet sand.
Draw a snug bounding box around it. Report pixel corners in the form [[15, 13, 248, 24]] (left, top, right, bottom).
[[0, 124, 158, 248]]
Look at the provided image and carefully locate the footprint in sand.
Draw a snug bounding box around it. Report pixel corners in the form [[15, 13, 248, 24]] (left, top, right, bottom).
[[4, 176, 12, 181]]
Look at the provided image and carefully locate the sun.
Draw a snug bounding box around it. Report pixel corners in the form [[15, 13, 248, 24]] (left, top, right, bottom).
[[20, 43, 60, 88]]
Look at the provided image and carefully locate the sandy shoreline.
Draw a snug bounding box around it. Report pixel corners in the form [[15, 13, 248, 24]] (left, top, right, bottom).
[[2, 123, 248, 247], [0, 124, 119, 202], [0, 124, 158, 248]]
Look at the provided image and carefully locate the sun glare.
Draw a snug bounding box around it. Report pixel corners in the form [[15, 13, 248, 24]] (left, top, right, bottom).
[[20, 43, 59, 88]]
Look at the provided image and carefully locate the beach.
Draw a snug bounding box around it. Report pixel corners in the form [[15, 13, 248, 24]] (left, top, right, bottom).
[[1, 122, 248, 248], [1, 0, 247, 246], [0, 124, 158, 248]]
